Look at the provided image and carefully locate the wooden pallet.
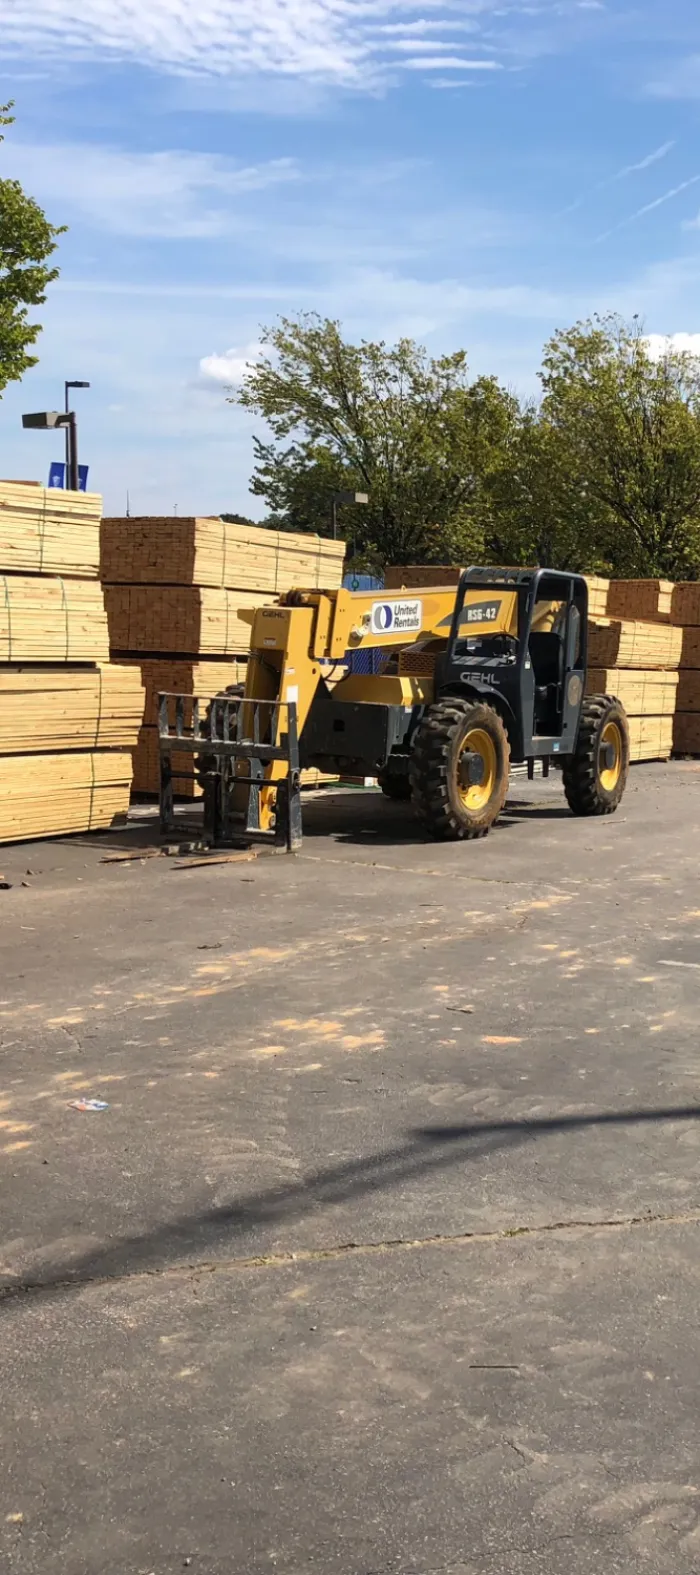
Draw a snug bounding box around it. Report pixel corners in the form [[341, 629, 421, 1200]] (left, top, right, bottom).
[[0, 750, 132, 843], [586, 668, 678, 716], [606, 580, 673, 623], [101, 516, 345, 592], [120, 657, 247, 729], [0, 481, 102, 578], [587, 619, 681, 671], [104, 585, 268, 657], [0, 575, 110, 663], [0, 665, 144, 752]]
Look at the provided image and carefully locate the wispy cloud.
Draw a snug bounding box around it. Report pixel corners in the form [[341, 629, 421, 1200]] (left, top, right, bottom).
[[648, 56, 700, 101], [401, 57, 503, 71], [595, 175, 700, 243], [563, 141, 676, 216], [0, 0, 597, 90], [4, 141, 299, 238]]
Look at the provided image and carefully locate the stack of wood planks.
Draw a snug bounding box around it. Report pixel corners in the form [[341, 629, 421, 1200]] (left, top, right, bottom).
[[606, 579, 673, 622], [671, 585, 700, 754], [101, 515, 345, 797], [0, 481, 143, 843], [101, 516, 344, 593]]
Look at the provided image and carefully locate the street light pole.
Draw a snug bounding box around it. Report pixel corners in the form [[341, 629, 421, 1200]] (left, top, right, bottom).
[[66, 412, 79, 492], [330, 489, 368, 544], [64, 381, 90, 485], [22, 409, 80, 489]]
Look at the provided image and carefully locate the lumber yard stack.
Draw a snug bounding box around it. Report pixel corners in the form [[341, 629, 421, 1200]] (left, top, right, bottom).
[[0, 481, 142, 844], [585, 580, 680, 761], [671, 585, 700, 755], [101, 515, 345, 797]]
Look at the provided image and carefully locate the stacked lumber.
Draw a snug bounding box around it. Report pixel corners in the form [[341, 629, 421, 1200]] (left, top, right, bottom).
[[0, 575, 109, 662], [125, 658, 247, 729], [671, 583, 700, 754], [587, 619, 682, 670], [103, 586, 262, 657], [0, 481, 101, 577], [0, 752, 133, 844], [587, 617, 681, 762], [101, 516, 345, 592], [606, 579, 673, 622], [385, 565, 461, 589], [585, 577, 610, 618], [587, 669, 678, 717], [102, 515, 345, 798], [0, 666, 144, 753], [0, 481, 141, 844], [127, 658, 246, 799]]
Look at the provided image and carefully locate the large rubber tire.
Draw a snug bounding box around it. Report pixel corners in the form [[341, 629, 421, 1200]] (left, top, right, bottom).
[[563, 694, 629, 816], [378, 768, 412, 801], [410, 698, 511, 841]]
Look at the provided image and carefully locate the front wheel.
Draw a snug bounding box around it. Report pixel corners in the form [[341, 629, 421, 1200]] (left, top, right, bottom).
[[563, 695, 629, 816], [410, 698, 510, 841]]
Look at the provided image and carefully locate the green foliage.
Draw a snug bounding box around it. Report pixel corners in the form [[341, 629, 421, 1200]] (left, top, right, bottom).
[[0, 103, 65, 396], [233, 310, 700, 578], [236, 314, 519, 568], [537, 314, 700, 578]]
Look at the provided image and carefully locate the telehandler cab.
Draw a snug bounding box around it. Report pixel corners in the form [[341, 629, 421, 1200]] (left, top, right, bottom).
[[158, 566, 630, 850]]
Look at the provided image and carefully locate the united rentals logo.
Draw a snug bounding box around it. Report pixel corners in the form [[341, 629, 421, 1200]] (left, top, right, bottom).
[[370, 599, 423, 635]]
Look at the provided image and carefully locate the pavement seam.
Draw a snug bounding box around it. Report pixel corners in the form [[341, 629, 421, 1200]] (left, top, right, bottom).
[[2, 1205, 700, 1304]]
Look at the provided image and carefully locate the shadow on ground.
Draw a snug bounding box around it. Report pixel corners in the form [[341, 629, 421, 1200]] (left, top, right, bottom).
[[3, 1104, 698, 1307]]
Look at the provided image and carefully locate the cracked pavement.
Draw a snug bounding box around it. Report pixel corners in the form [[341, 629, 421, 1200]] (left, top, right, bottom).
[[2, 765, 700, 1573]]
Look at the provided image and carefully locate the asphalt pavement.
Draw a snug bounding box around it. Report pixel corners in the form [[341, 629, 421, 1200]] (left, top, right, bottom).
[[1, 763, 700, 1573]]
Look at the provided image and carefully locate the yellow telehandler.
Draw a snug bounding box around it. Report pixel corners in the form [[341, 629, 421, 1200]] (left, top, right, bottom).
[[158, 566, 629, 850]]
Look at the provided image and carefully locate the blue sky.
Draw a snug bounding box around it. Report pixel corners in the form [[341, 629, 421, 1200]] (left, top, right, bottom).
[[1, 0, 699, 516]]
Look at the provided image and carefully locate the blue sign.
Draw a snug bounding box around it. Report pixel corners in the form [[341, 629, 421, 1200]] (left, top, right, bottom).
[[48, 462, 89, 491]]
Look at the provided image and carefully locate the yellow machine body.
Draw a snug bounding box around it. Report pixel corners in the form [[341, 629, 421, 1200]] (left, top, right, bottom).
[[238, 584, 521, 828]]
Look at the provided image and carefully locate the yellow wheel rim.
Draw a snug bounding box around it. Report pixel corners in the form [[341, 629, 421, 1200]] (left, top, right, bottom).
[[457, 727, 497, 812], [599, 720, 623, 791]]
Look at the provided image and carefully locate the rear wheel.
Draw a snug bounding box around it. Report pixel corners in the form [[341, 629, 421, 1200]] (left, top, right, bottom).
[[410, 698, 510, 840], [563, 694, 629, 816]]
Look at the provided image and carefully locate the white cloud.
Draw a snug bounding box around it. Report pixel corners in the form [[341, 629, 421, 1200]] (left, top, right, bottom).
[[401, 56, 503, 70], [0, 0, 586, 87], [5, 141, 298, 238], [199, 344, 264, 385], [645, 332, 700, 361]]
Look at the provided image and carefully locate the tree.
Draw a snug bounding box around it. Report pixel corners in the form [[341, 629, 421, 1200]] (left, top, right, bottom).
[[537, 314, 700, 578], [236, 314, 518, 566], [0, 103, 65, 396]]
